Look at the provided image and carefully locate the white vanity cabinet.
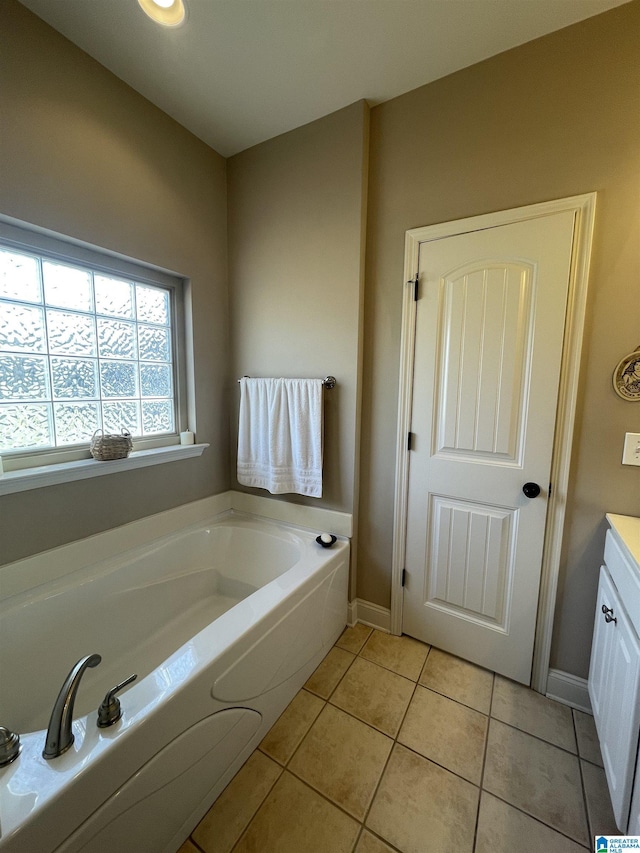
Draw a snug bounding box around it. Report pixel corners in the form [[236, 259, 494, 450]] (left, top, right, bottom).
[[588, 514, 640, 834]]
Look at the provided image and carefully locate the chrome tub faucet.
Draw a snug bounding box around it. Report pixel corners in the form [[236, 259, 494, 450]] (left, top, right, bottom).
[[43, 653, 102, 760]]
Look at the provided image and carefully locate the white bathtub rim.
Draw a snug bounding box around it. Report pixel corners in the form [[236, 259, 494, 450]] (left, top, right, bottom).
[[0, 511, 326, 614], [0, 491, 352, 603]]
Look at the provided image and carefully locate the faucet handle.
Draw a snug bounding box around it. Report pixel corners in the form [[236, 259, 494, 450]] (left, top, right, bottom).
[[97, 674, 138, 728], [0, 726, 21, 767]]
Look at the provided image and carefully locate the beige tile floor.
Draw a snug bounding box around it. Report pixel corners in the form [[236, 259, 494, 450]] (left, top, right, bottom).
[[179, 626, 617, 853]]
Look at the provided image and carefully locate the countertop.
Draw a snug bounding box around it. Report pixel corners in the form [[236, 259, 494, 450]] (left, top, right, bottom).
[[607, 514, 640, 569]]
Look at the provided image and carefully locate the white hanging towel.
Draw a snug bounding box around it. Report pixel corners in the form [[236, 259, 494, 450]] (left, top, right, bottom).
[[237, 378, 324, 498]]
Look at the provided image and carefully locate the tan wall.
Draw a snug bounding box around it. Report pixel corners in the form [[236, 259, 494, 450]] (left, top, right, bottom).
[[227, 101, 369, 517], [359, 1, 640, 678], [0, 1, 229, 564]]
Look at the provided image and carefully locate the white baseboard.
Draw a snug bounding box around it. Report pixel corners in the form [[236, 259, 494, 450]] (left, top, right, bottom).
[[546, 668, 592, 713], [348, 598, 391, 633]]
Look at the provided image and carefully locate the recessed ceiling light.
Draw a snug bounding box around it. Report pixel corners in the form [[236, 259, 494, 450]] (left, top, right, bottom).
[[137, 0, 186, 27]]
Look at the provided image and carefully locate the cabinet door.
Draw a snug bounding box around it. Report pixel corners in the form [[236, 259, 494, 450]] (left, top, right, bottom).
[[589, 565, 640, 832], [589, 566, 614, 723]]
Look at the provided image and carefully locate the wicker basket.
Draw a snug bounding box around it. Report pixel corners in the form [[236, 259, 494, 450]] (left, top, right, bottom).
[[90, 429, 133, 461]]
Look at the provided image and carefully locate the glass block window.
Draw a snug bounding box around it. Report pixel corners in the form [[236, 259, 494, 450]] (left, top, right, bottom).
[[0, 246, 177, 452]]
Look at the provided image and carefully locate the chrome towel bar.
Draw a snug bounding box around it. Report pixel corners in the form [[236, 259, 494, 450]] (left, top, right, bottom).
[[238, 376, 336, 389]]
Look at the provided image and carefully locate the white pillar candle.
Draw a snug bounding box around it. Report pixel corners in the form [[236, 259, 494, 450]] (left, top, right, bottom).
[[180, 430, 195, 446]]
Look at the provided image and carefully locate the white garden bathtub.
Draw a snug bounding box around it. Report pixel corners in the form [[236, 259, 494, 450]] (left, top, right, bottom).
[[0, 509, 349, 853]]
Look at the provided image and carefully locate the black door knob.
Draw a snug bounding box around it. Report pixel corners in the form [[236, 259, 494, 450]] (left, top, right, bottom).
[[522, 482, 541, 499]]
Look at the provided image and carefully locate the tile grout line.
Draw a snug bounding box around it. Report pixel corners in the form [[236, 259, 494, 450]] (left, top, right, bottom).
[[305, 647, 358, 703], [356, 627, 431, 683], [328, 647, 359, 698], [471, 670, 495, 852], [357, 827, 404, 853], [348, 625, 402, 851], [350, 825, 365, 853], [328, 663, 417, 740], [265, 686, 328, 766], [581, 754, 605, 769], [573, 707, 594, 844], [228, 802, 256, 853], [392, 738, 485, 790], [353, 642, 433, 849], [417, 681, 493, 715], [490, 712, 581, 758], [209, 757, 284, 853], [262, 767, 366, 835], [479, 788, 592, 850], [226, 761, 291, 853]]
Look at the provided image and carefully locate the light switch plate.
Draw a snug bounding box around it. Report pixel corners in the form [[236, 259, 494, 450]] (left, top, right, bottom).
[[622, 432, 640, 466]]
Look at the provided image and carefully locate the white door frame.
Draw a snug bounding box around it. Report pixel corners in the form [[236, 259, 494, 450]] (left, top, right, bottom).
[[391, 194, 596, 693]]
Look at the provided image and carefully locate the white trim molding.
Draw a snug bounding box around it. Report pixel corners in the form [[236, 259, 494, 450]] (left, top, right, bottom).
[[0, 443, 209, 496], [530, 194, 597, 693], [348, 599, 391, 632], [391, 194, 597, 696], [390, 231, 421, 637], [546, 668, 592, 713]]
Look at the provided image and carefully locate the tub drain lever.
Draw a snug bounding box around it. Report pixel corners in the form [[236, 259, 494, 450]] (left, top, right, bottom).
[[97, 674, 138, 728]]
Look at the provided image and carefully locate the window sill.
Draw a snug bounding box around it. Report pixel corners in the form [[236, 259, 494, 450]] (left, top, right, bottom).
[[0, 443, 209, 496]]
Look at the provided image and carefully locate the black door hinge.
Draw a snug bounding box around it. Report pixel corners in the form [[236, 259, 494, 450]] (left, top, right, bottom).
[[401, 568, 407, 587], [407, 431, 414, 451], [549, 482, 552, 498], [407, 273, 419, 301]]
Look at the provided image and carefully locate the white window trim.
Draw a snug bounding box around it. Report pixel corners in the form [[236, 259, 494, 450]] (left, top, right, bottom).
[[0, 442, 209, 496], [0, 215, 197, 483]]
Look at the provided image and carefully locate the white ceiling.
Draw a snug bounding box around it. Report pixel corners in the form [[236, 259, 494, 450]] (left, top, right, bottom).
[[19, 0, 630, 157]]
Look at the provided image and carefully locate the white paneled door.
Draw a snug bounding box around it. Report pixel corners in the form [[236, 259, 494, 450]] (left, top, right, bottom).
[[403, 212, 575, 684]]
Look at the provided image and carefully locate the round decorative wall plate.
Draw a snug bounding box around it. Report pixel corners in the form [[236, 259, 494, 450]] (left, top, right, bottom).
[[613, 346, 640, 401]]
